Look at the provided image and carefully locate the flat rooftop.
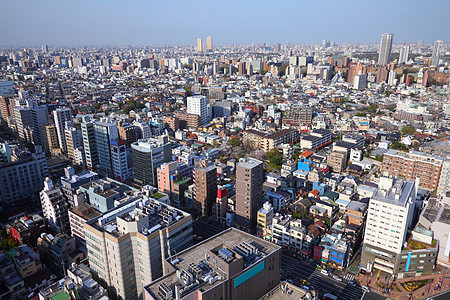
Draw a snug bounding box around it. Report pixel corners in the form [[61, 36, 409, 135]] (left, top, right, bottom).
[[144, 228, 280, 300], [372, 179, 415, 207], [69, 202, 101, 220], [260, 282, 307, 300], [89, 195, 190, 238]]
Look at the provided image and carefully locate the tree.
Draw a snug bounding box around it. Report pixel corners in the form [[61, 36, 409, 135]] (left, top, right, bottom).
[[368, 104, 377, 112], [229, 138, 240, 147], [401, 125, 415, 135], [391, 141, 409, 151], [266, 148, 283, 167], [212, 140, 220, 148]]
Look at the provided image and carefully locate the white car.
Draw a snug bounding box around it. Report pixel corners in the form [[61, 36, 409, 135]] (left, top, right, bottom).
[[362, 285, 371, 292], [321, 269, 329, 276], [333, 275, 343, 281]]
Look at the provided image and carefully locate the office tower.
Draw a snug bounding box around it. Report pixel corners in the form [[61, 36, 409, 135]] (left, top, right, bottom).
[[206, 36, 213, 51], [0, 146, 48, 205], [187, 95, 208, 125], [84, 196, 193, 299], [193, 161, 217, 216], [197, 38, 202, 52], [41, 45, 48, 54], [110, 140, 131, 181], [353, 73, 367, 90], [382, 149, 443, 190], [235, 158, 264, 233], [72, 57, 83, 68], [143, 228, 281, 300], [431, 40, 443, 67], [31, 107, 49, 146], [378, 33, 393, 65], [274, 43, 281, 52], [65, 123, 83, 163], [53, 108, 72, 152], [13, 106, 33, 141], [322, 39, 330, 48], [81, 117, 98, 169], [361, 177, 418, 275], [399, 44, 410, 64], [40, 177, 69, 233], [131, 136, 172, 187], [93, 121, 118, 178]]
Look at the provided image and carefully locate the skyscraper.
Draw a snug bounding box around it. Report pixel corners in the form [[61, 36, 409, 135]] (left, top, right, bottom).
[[53, 108, 73, 152], [235, 158, 264, 233], [93, 120, 118, 178], [40, 177, 69, 233], [41, 45, 48, 54], [197, 38, 202, 52], [81, 117, 98, 169], [431, 40, 443, 67], [398, 44, 410, 64], [378, 33, 393, 65], [187, 95, 208, 125], [206, 36, 213, 51]]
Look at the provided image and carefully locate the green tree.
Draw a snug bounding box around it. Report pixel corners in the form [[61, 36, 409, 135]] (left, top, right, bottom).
[[391, 141, 409, 151], [401, 125, 415, 135], [266, 148, 283, 166], [212, 140, 220, 148], [229, 138, 240, 147], [368, 104, 377, 112]]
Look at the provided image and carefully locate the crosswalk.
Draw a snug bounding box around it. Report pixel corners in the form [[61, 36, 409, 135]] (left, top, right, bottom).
[[344, 273, 355, 281]]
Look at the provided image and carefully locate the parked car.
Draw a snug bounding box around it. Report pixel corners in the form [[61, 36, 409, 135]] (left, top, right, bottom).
[[321, 269, 329, 276], [333, 275, 343, 282]]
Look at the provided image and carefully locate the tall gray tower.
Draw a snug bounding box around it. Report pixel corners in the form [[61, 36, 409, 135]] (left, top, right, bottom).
[[378, 33, 393, 65], [431, 40, 443, 67]]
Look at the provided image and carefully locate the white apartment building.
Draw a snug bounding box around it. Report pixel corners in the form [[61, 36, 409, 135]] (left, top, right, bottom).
[[84, 196, 193, 299], [187, 95, 208, 125], [53, 108, 73, 152], [40, 177, 69, 233], [361, 177, 418, 274]]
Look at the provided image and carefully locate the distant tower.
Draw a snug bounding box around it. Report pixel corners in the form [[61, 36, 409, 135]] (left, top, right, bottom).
[[197, 38, 203, 52], [41, 45, 48, 54], [378, 33, 393, 65], [431, 40, 443, 67], [399, 43, 410, 64], [206, 36, 213, 51]]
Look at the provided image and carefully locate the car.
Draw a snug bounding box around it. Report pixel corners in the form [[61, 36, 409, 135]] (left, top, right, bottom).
[[301, 285, 310, 291], [333, 275, 343, 281], [362, 285, 371, 292], [321, 269, 329, 276], [348, 281, 356, 287]]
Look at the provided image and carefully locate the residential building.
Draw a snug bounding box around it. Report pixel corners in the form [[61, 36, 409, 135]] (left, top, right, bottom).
[[93, 120, 118, 177], [381, 149, 443, 190], [0, 146, 48, 205], [399, 45, 410, 64], [68, 202, 102, 244], [110, 140, 131, 181], [242, 128, 301, 152], [300, 129, 332, 150], [81, 117, 98, 170], [187, 95, 208, 125], [206, 36, 213, 51], [235, 158, 264, 233], [378, 33, 393, 65], [431, 40, 443, 67], [45, 124, 59, 154], [327, 151, 347, 173], [193, 161, 217, 216], [65, 124, 83, 163], [40, 177, 69, 233], [143, 228, 281, 300], [53, 108, 73, 152], [84, 195, 193, 299]]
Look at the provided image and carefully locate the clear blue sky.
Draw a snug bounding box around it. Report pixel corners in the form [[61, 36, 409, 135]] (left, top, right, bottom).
[[1, 0, 449, 47]]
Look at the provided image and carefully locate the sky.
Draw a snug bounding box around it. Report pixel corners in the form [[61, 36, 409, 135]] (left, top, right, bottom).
[[1, 0, 449, 47]]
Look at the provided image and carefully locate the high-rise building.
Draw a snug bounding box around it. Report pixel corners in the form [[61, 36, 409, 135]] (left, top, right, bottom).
[[206, 36, 213, 51], [235, 158, 264, 233], [0, 146, 48, 205], [361, 177, 418, 275], [65, 123, 83, 163], [197, 38, 202, 52], [187, 95, 208, 125], [110, 140, 131, 181], [93, 121, 118, 178], [399, 45, 410, 64], [143, 228, 281, 300], [44, 124, 59, 154], [238, 62, 246, 76], [381, 149, 443, 190], [84, 195, 193, 299], [41, 45, 48, 54], [193, 161, 217, 216], [378, 33, 393, 65], [81, 117, 98, 169], [131, 136, 172, 187], [53, 108, 73, 152], [40, 177, 69, 233], [431, 40, 443, 67]]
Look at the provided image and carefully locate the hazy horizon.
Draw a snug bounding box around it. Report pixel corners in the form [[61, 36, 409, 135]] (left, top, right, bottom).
[[1, 0, 449, 47]]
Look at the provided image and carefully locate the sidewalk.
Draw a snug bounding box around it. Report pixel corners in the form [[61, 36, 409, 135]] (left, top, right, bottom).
[[355, 269, 450, 299]]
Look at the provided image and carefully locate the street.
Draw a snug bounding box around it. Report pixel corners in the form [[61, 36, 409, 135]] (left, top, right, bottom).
[[281, 255, 366, 300]]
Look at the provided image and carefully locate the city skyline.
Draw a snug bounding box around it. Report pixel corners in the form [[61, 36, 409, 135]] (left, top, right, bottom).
[[1, 0, 449, 47]]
